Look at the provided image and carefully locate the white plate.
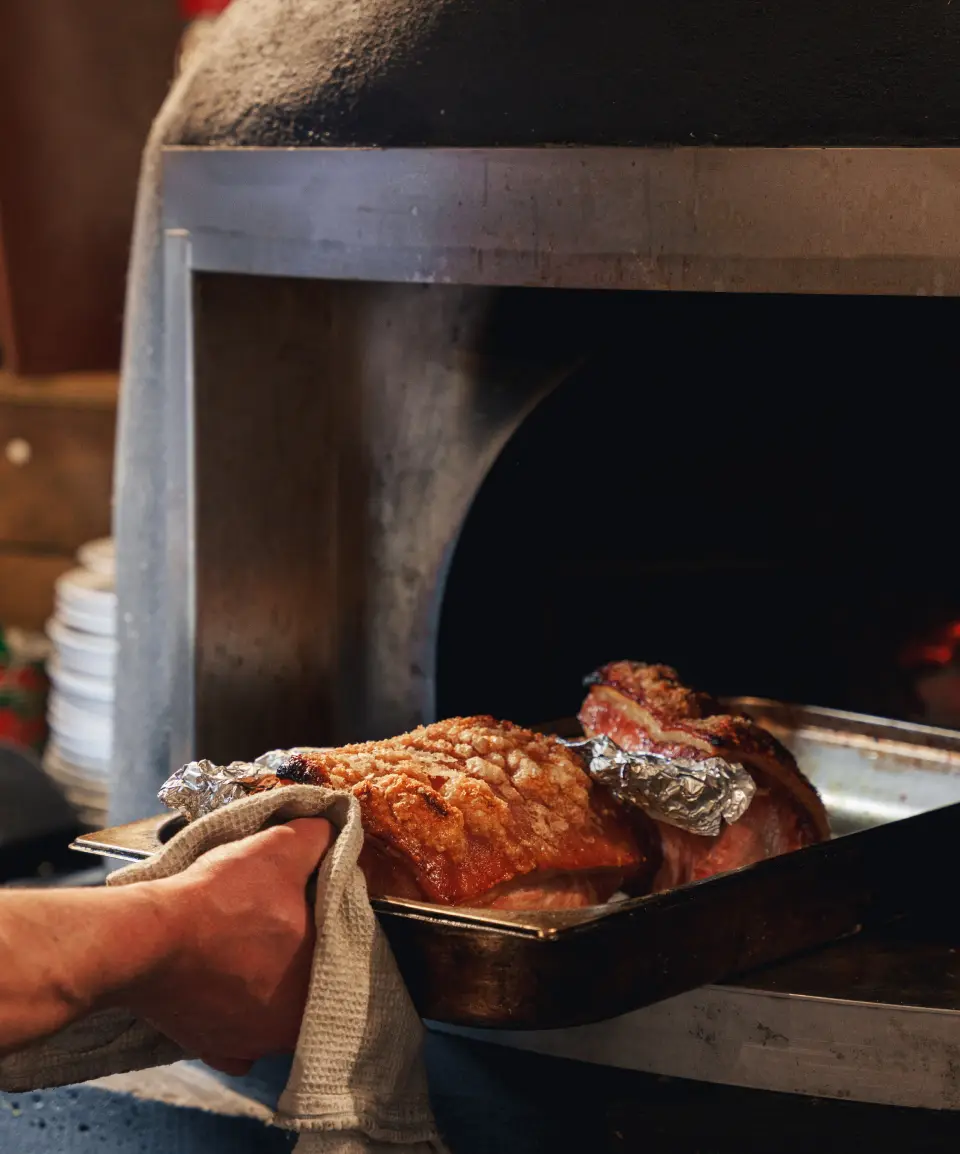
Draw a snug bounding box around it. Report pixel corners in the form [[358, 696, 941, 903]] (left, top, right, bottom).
[[44, 743, 110, 786], [54, 600, 116, 638], [46, 619, 117, 679], [50, 730, 112, 766], [55, 570, 116, 638], [44, 738, 110, 776], [47, 711, 113, 760], [47, 658, 114, 704], [47, 764, 110, 803], [61, 778, 109, 806], [49, 689, 113, 727], [77, 538, 115, 579], [56, 567, 115, 611]]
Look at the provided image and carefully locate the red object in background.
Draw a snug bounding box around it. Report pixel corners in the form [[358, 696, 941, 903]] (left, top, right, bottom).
[[180, 0, 231, 14], [900, 621, 960, 671], [177, 0, 231, 70], [899, 620, 960, 729], [0, 630, 48, 755]]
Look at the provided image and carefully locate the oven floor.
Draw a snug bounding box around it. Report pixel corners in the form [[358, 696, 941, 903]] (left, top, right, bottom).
[[3, 1035, 959, 1153]]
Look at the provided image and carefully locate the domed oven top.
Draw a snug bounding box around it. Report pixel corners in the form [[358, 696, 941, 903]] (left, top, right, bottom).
[[171, 0, 960, 149]]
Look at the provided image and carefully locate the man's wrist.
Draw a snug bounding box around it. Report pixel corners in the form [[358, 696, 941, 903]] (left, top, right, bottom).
[[0, 881, 188, 1058], [85, 881, 184, 1012]]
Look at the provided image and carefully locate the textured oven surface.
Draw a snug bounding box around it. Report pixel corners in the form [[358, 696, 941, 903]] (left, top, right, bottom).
[[166, 0, 960, 148]]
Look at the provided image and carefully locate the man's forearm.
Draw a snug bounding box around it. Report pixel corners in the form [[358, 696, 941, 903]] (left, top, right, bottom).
[[0, 882, 178, 1057], [0, 820, 329, 1070]]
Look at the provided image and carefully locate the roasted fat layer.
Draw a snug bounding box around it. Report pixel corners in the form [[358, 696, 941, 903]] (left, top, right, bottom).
[[243, 716, 650, 906]]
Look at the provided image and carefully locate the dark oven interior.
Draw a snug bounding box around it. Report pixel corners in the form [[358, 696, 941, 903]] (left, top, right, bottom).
[[437, 290, 960, 730]]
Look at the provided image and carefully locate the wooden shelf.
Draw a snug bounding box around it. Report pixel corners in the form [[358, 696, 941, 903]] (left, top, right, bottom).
[[0, 371, 119, 410], [0, 550, 76, 633], [0, 372, 117, 629]]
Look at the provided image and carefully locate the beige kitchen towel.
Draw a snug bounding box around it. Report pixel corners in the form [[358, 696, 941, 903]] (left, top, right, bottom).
[[0, 787, 447, 1153]]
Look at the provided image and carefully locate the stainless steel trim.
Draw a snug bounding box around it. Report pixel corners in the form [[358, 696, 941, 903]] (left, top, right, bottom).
[[164, 228, 196, 770], [163, 146, 960, 296]]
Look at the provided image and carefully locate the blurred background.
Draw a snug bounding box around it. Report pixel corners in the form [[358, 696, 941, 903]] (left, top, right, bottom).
[[0, 0, 228, 883]]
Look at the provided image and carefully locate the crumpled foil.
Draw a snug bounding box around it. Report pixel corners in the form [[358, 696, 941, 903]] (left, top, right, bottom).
[[158, 747, 329, 821], [562, 735, 755, 837], [158, 758, 270, 821]]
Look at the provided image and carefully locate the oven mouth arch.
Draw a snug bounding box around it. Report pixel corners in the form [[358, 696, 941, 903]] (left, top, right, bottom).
[[434, 289, 960, 729]]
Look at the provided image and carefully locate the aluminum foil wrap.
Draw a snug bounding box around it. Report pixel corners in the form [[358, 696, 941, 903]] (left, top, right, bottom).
[[562, 735, 755, 836], [159, 758, 272, 821], [158, 748, 327, 821]]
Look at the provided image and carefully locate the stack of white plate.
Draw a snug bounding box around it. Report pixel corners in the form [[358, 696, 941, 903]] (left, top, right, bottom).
[[43, 539, 116, 826]]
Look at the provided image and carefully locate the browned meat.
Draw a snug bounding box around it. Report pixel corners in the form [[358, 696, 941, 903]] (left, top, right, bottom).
[[578, 662, 829, 891], [240, 716, 655, 909]]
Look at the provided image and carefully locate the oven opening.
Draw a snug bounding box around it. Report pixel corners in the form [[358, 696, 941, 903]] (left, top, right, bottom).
[[188, 272, 960, 762], [438, 290, 960, 730]]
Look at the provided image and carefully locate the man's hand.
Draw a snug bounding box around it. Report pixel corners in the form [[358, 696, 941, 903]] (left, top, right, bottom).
[[0, 817, 332, 1070], [122, 818, 333, 1073]]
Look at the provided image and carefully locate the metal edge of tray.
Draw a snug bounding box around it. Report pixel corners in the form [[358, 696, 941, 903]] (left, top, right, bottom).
[[69, 814, 586, 938], [71, 817, 169, 865], [730, 696, 960, 753], [69, 812, 674, 941]]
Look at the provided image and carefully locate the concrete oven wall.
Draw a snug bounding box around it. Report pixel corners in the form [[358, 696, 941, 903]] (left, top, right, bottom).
[[165, 0, 960, 149], [187, 272, 576, 766]]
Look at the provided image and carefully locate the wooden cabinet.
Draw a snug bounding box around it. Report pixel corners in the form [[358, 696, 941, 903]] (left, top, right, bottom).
[[0, 373, 117, 630], [0, 1, 181, 374]]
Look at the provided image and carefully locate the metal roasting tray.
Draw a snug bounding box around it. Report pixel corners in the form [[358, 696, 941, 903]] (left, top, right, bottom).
[[72, 700, 960, 1029]]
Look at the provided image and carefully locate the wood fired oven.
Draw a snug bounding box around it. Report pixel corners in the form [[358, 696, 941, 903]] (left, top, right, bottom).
[[106, 0, 960, 1108]]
